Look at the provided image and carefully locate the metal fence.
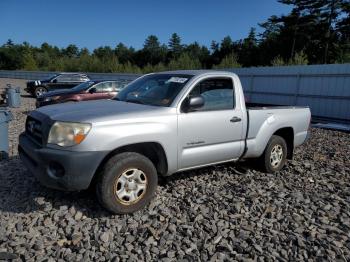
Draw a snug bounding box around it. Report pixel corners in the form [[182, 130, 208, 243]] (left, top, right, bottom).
[[0, 63, 349, 124], [0, 70, 139, 81], [228, 64, 350, 124]]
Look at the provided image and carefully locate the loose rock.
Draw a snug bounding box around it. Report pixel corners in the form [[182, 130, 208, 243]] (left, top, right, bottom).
[[0, 79, 349, 260]]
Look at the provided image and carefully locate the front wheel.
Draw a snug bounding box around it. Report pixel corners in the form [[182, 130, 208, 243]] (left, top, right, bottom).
[[96, 152, 158, 214], [34, 86, 48, 98], [259, 135, 287, 173]]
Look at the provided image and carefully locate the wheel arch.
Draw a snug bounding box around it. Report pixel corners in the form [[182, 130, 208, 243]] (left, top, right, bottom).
[[92, 142, 169, 184], [273, 127, 294, 159], [34, 85, 48, 96]]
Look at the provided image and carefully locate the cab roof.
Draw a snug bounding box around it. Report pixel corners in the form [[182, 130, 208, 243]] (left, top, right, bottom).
[[155, 70, 236, 76]]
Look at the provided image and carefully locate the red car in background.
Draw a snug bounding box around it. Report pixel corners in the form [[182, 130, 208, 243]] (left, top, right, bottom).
[[36, 80, 128, 107]]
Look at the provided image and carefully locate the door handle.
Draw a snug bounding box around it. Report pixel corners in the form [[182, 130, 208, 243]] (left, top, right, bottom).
[[230, 117, 241, 123]]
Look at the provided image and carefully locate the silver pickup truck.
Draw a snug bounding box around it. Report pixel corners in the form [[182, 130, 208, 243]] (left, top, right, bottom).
[[19, 70, 311, 214]]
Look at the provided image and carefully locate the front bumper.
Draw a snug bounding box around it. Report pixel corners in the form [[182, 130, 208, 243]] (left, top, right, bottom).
[[24, 87, 32, 94], [25, 83, 35, 94], [18, 133, 108, 191]]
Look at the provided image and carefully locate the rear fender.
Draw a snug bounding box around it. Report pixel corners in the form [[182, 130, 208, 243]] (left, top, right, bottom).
[[244, 114, 293, 158]]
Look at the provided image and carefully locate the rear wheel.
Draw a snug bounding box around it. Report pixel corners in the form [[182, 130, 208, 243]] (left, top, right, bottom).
[[34, 86, 48, 98], [259, 135, 287, 173], [96, 152, 158, 214]]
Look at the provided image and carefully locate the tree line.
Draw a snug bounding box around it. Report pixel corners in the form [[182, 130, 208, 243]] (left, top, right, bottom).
[[0, 0, 349, 73]]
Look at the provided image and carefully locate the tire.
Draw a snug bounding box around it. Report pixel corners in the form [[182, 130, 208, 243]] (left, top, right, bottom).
[[259, 135, 287, 173], [96, 152, 158, 214], [34, 86, 48, 98]]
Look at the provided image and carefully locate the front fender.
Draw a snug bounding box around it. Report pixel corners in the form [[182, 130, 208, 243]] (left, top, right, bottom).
[[72, 117, 178, 174]]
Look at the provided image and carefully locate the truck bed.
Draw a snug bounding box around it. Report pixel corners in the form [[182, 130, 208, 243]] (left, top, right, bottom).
[[246, 102, 308, 110], [243, 103, 311, 158]]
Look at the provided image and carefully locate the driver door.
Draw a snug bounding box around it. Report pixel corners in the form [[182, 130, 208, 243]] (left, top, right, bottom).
[[177, 77, 245, 170], [49, 75, 73, 90], [82, 82, 108, 101]]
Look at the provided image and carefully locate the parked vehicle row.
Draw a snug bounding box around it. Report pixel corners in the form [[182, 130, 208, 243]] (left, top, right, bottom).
[[26, 73, 90, 98], [36, 80, 125, 107], [25, 73, 131, 107], [19, 70, 311, 214]]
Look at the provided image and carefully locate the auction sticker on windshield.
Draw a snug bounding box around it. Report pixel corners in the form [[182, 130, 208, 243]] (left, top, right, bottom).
[[167, 77, 189, 83]]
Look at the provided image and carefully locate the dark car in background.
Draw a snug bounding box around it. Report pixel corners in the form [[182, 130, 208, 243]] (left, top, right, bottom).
[[26, 73, 90, 98], [36, 80, 127, 107]]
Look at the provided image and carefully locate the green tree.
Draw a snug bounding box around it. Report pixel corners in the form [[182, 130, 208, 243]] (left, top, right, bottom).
[[79, 48, 90, 56], [102, 55, 121, 72], [168, 53, 201, 70], [63, 44, 79, 58], [213, 53, 241, 69], [22, 51, 38, 70], [239, 27, 259, 66], [5, 39, 14, 47], [93, 46, 114, 60], [271, 50, 309, 66], [184, 42, 210, 68], [115, 42, 134, 64], [261, 0, 347, 64], [336, 1, 350, 63], [220, 36, 234, 56], [140, 35, 167, 66], [122, 61, 142, 74], [289, 50, 308, 65], [271, 56, 286, 66], [210, 40, 219, 53], [168, 33, 183, 58], [0, 42, 23, 69]]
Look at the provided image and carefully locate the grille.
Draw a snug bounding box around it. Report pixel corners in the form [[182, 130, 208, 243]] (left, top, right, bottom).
[[26, 116, 44, 145]]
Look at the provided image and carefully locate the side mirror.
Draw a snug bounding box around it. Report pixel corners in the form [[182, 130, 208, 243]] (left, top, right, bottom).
[[52, 79, 57, 83], [89, 87, 97, 94], [184, 95, 205, 112]]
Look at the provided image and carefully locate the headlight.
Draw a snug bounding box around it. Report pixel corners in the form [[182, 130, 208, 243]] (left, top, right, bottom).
[[44, 96, 60, 102], [48, 121, 91, 147]]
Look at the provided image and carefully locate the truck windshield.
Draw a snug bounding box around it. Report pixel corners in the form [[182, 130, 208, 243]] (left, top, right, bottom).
[[115, 74, 193, 107]]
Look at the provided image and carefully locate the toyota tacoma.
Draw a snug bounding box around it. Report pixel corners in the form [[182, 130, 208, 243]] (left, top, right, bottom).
[[19, 70, 311, 214]]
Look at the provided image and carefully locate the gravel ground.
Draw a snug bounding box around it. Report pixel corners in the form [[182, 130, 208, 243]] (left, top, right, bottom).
[[0, 78, 349, 261]]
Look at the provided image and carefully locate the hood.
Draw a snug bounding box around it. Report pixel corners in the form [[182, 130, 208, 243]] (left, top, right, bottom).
[[35, 99, 172, 123]]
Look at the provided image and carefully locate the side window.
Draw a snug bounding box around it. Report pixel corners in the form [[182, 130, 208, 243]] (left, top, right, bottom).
[[113, 81, 126, 92], [55, 75, 68, 82], [111, 81, 121, 92], [103, 82, 114, 92], [188, 78, 234, 111], [80, 75, 89, 81], [92, 83, 105, 92], [70, 75, 81, 82]]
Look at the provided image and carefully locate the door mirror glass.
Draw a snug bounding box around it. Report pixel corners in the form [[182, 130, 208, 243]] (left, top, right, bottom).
[[89, 87, 97, 94], [185, 95, 205, 112]]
